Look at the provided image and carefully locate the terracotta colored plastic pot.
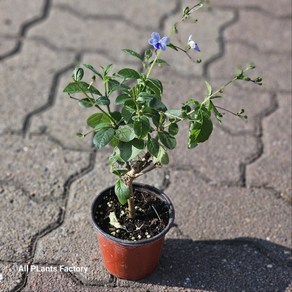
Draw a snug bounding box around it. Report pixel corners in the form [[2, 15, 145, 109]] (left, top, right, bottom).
[[91, 183, 175, 280]]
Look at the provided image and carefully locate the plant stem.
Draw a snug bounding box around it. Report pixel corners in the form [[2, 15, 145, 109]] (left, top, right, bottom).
[[146, 51, 161, 79]]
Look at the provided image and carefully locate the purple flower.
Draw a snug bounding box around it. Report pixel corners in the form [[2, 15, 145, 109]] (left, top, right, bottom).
[[148, 32, 170, 51], [188, 35, 200, 52]]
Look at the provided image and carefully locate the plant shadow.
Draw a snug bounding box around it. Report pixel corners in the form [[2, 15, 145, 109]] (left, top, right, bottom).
[[140, 237, 292, 292]]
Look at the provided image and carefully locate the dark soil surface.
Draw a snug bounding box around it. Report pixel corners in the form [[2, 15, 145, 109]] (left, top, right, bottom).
[[93, 188, 170, 241]]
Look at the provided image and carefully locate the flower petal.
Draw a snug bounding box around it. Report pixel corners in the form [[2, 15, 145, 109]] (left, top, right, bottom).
[[151, 32, 160, 41], [161, 36, 170, 45], [188, 34, 193, 42]]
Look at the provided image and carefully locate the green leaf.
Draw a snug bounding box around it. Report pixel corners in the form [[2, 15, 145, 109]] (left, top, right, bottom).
[[83, 64, 102, 79], [78, 98, 95, 108], [134, 117, 151, 139], [63, 81, 102, 96], [115, 94, 131, 105], [167, 43, 178, 51], [210, 95, 223, 100], [96, 96, 110, 106], [115, 179, 131, 205], [158, 131, 176, 150], [209, 101, 222, 123], [87, 113, 112, 128], [149, 98, 167, 112], [205, 81, 213, 96], [115, 126, 135, 142], [168, 123, 179, 136], [117, 68, 140, 80], [188, 110, 213, 148], [93, 128, 115, 149], [121, 105, 135, 123], [73, 68, 84, 81], [117, 141, 132, 161], [155, 146, 169, 165], [146, 78, 163, 96], [147, 137, 159, 157], [111, 111, 122, 123], [122, 49, 143, 61]]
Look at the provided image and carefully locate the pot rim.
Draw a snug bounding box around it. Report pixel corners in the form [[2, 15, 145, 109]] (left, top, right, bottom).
[[91, 183, 175, 246]]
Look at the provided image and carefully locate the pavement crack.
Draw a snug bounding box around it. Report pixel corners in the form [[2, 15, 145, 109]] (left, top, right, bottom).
[[0, 0, 51, 61], [203, 7, 239, 79], [21, 53, 82, 137]]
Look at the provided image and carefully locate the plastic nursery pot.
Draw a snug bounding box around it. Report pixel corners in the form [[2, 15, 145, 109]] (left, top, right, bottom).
[[91, 183, 175, 280]]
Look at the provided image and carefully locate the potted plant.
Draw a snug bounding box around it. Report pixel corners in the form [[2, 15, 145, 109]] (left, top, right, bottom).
[[63, 1, 262, 280]]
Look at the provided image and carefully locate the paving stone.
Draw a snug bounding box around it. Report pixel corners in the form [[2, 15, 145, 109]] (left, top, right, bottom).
[[0, 262, 24, 292], [163, 7, 234, 77], [225, 10, 291, 53], [209, 0, 292, 17], [33, 151, 166, 284], [52, 0, 178, 32], [0, 40, 75, 134], [0, 134, 90, 261], [167, 170, 292, 248], [0, 183, 61, 261], [246, 92, 292, 196], [0, 134, 90, 201], [0, 0, 44, 58], [27, 4, 166, 60], [29, 53, 137, 150], [209, 41, 292, 92]]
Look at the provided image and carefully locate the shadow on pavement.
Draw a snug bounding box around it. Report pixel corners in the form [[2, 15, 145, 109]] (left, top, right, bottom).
[[141, 237, 292, 292]]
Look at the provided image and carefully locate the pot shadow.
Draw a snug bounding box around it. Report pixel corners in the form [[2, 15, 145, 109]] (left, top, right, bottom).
[[140, 237, 292, 292]]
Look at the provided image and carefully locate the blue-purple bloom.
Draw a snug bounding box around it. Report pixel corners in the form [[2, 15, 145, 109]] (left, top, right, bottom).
[[188, 35, 200, 52], [148, 32, 170, 51]]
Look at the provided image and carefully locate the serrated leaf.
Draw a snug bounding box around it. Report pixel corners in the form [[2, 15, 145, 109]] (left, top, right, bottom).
[[93, 128, 115, 149], [78, 98, 95, 108], [122, 49, 143, 61], [115, 179, 131, 205], [158, 131, 176, 150], [117, 68, 140, 80], [115, 126, 135, 142], [134, 117, 151, 139], [147, 137, 159, 157], [87, 113, 112, 128]]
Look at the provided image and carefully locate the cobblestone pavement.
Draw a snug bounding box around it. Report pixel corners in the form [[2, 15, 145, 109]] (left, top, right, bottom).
[[0, 1, 291, 291]]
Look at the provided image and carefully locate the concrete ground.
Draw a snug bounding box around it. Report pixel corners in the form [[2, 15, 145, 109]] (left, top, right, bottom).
[[0, 0, 291, 291]]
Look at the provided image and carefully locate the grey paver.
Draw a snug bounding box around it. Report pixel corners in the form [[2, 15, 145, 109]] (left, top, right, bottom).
[[247, 92, 292, 196], [0, 262, 24, 292], [33, 151, 166, 284], [0, 134, 90, 261], [0, 41, 75, 134], [210, 0, 292, 17], [0, 0, 291, 290], [0, 0, 44, 57], [168, 170, 292, 247]]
